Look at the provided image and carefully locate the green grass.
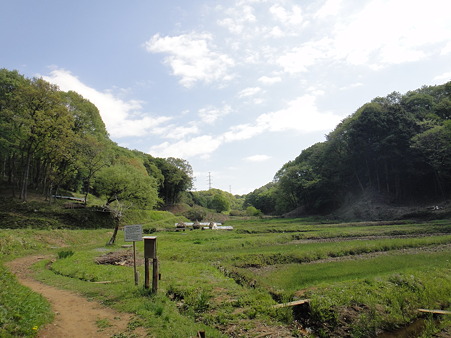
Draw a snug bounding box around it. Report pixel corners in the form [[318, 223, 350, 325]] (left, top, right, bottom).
[[225, 234, 451, 267], [244, 250, 451, 295], [0, 229, 116, 256], [35, 255, 227, 337], [1, 217, 450, 337], [305, 269, 451, 337], [0, 266, 53, 337]]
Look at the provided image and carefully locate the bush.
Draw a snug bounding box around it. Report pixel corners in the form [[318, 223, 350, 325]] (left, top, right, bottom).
[[183, 206, 207, 221], [246, 206, 263, 216], [57, 250, 75, 259], [229, 209, 246, 216]]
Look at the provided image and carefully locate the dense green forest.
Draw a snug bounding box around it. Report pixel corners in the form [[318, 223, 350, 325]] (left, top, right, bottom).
[[0, 68, 249, 224], [0, 69, 194, 209], [245, 81, 451, 215]]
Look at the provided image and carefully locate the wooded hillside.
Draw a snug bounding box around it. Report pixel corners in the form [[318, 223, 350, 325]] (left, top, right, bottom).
[[246, 81, 451, 215], [0, 69, 193, 207]]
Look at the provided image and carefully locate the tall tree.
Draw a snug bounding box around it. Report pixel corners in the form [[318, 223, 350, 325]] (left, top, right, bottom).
[[13, 78, 75, 200], [75, 136, 112, 203], [94, 164, 159, 244], [153, 157, 193, 205]]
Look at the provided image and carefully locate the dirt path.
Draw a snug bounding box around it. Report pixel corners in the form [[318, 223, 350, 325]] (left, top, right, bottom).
[[6, 256, 146, 338]]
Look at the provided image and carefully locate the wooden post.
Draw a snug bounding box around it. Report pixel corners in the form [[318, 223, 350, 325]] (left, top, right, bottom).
[[152, 258, 158, 292], [123, 224, 143, 286], [144, 257, 150, 289], [133, 241, 138, 285], [143, 236, 157, 291]]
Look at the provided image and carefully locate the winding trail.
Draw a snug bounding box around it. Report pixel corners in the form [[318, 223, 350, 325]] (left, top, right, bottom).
[[6, 255, 145, 338]]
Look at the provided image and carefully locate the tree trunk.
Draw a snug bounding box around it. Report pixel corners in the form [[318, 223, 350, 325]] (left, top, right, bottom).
[[107, 219, 120, 245], [354, 170, 365, 193], [385, 161, 390, 193], [20, 152, 31, 201], [433, 170, 446, 200]]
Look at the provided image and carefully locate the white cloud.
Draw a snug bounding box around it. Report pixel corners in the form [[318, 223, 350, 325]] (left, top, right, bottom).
[[149, 135, 222, 158], [245, 154, 271, 162], [144, 33, 235, 87], [42, 68, 171, 138], [315, 0, 342, 18], [256, 94, 342, 133], [433, 71, 451, 83], [440, 42, 451, 55], [331, 0, 451, 68], [198, 104, 232, 124], [223, 93, 342, 143], [268, 26, 285, 38], [217, 4, 257, 35], [340, 82, 363, 90], [277, 39, 330, 73], [222, 123, 264, 142], [258, 75, 282, 85], [153, 122, 200, 140], [238, 86, 262, 97], [269, 4, 303, 26]]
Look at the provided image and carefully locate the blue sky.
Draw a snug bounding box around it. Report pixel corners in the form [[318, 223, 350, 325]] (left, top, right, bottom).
[[2, 0, 451, 194]]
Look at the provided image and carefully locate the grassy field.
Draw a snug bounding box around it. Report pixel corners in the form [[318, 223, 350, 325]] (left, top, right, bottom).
[[1, 217, 450, 337]]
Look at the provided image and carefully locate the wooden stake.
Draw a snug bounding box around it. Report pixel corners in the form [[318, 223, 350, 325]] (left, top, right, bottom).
[[152, 258, 158, 292], [144, 257, 150, 289], [133, 241, 138, 285], [418, 309, 451, 315], [272, 299, 310, 309]]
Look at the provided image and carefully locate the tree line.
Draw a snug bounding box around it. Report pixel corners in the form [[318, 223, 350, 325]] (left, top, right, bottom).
[[0, 69, 193, 209], [245, 81, 451, 215], [3, 69, 449, 218]]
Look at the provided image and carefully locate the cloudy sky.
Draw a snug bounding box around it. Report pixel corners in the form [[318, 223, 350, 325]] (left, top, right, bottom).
[[2, 0, 450, 194]]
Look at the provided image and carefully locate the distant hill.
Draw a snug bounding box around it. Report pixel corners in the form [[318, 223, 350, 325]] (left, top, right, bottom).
[[245, 81, 451, 218]]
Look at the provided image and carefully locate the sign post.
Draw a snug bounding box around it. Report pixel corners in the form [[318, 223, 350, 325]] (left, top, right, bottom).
[[143, 236, 158, 292], [124, 225, 143, 285]]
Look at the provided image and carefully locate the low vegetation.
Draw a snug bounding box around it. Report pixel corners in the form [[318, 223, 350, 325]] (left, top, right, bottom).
[[1, 207, 450, 336], [0, 265, 52, 337]]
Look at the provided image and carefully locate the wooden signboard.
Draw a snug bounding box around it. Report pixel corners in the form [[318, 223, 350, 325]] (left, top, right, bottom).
[[124, 224, 143, 242], [123, 225, 143, 285]]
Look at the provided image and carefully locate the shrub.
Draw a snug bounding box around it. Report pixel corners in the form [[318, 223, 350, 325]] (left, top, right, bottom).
[[246, 206, 262, 216], [183, 206, 207, 221], [57, 250, 75, 259]]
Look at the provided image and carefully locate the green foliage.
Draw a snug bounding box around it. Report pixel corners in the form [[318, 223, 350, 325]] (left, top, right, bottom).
[[94, 164, 159, 208], [121, 209, 187, 231], [210, 194, 230, 213], [264, 81, 451, 215], [149, 157, 193, 205], [245, 206, 262, 216], [191, 189, 237, 213], [57, 250, 74, 259], [0, 68, 195, 213], [183, 205, 207, 221], [244, 182, 277, 214]]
